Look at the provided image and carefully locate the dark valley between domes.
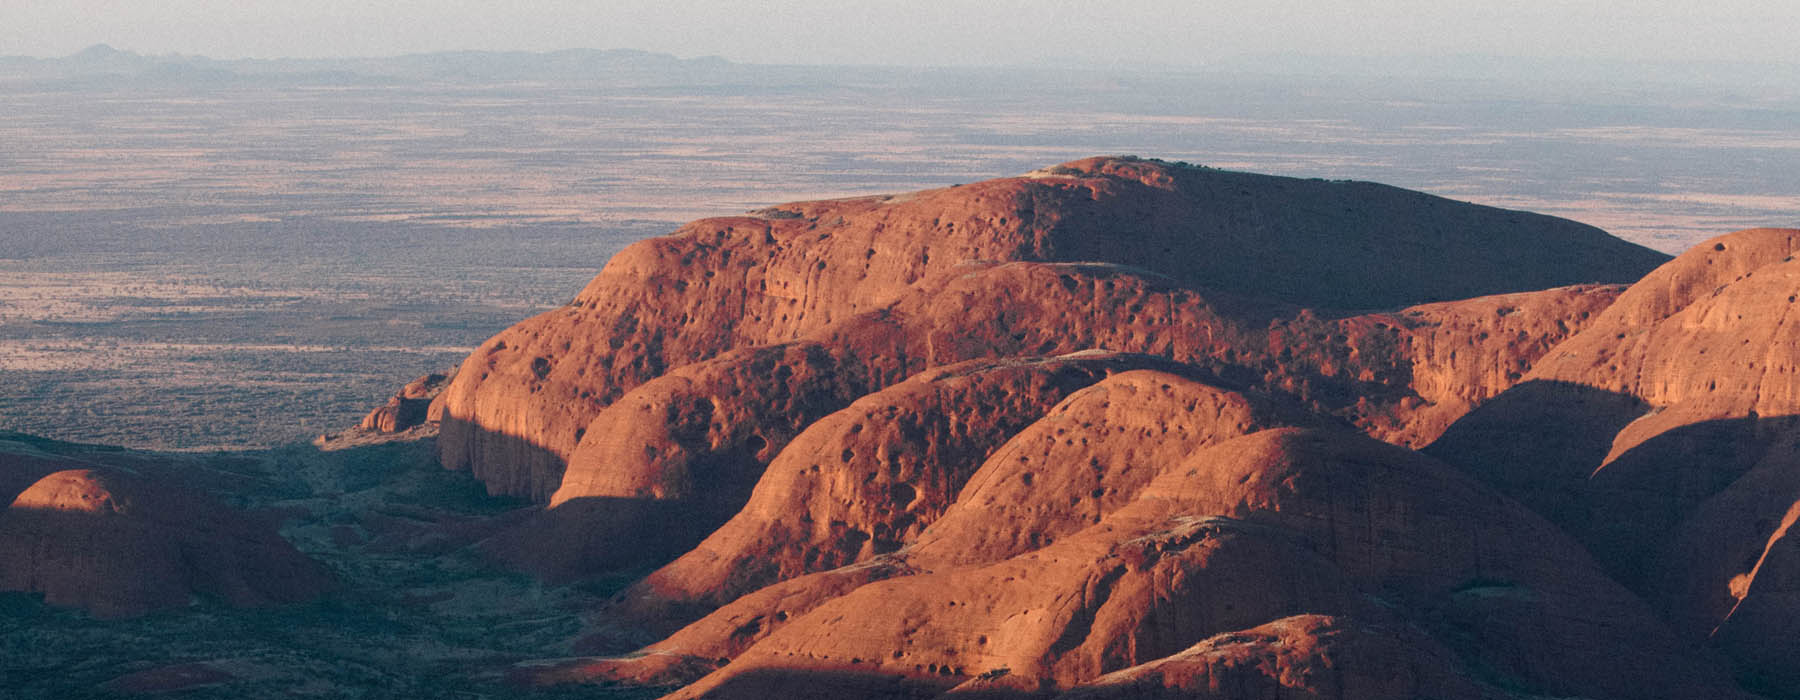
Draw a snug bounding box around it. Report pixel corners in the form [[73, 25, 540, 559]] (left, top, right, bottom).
[[9, 156, 1800, 698]]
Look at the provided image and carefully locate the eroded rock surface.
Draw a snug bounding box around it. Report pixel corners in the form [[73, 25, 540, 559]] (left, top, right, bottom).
[[483, 261, 1616, 592], [650, 429, 1738, 700], [904, 370, 1303, 572], [615, 353, 1191, 621], [361, 158, 1800, 699], [436, 157, 1663, 501]]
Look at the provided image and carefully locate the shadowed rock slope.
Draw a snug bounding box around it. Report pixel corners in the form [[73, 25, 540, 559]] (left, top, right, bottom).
[[1427, 227, 1800, 695], [435, 156, 1665, 502], [0, 430, 260, 505]]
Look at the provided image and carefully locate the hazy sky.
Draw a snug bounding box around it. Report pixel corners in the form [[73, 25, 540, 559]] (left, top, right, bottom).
[[5, 0, 1798, 66]]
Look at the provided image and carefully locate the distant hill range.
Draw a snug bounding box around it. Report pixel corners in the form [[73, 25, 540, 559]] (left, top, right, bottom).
[[6, 44, 1796, 94], [0, 43, 742, 85]]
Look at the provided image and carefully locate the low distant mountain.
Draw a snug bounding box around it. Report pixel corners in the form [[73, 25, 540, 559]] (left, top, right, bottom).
[[1208, 52, 1800, 93], [0, 44, 742, 85], [10, 44, 1796, 94]]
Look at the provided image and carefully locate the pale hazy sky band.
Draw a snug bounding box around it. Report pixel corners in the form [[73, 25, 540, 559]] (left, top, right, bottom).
[[5, 0, 1798, 67]]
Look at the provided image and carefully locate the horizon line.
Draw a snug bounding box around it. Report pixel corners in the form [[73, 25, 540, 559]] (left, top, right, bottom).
[[15, 42, 1800, 74]]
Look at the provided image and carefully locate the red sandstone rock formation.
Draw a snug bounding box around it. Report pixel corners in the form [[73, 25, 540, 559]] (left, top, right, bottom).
[[1343, 284, 1627, 447], [904, 370, 1303, 572], [612, 354, 1198, 619], [435, 157, 1663, 501], [399, 158, 1779, 698], [0, 468, 332, 618], [1425, 228, 1800, 693], [359, 371, 453, 433], [1431, 230, 1800, 566], [600, 371, 1300, 636], [488, 261, 1613, 588], [1654, 431, 1800, 694]]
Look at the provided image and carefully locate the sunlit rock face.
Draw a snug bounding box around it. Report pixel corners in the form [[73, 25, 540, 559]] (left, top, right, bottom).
[[434, 156, 1665, 502], [0, 468, 332, 618], [483, 262, 1621, 591], [609, 353, 1206, 619]]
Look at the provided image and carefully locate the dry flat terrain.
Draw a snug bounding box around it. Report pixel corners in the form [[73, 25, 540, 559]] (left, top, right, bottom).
[[0, 217, 655, 448], [2, 54, 1798, 448]]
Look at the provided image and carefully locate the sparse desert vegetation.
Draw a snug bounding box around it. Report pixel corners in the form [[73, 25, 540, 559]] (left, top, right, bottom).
[[0, 430, 659, 699]]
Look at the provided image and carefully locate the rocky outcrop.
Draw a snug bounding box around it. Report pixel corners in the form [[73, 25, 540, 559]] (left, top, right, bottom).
[[487, 350, 1176, 583], [479, 263, 1274, 578], [0, 468, 332, 618], [1351, 284, 1627, 447], [513, 374, 1380, 687], [668, 517, 1373, 700], [359, 371, 453, 433], [1527, 228, 1800, 416], [435, 157, 1664, 501], [902, 370, 1303, 572], [650, 428, 1741, 700], [547, 342, 900, 510], [614, 353, 1191, 619]]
